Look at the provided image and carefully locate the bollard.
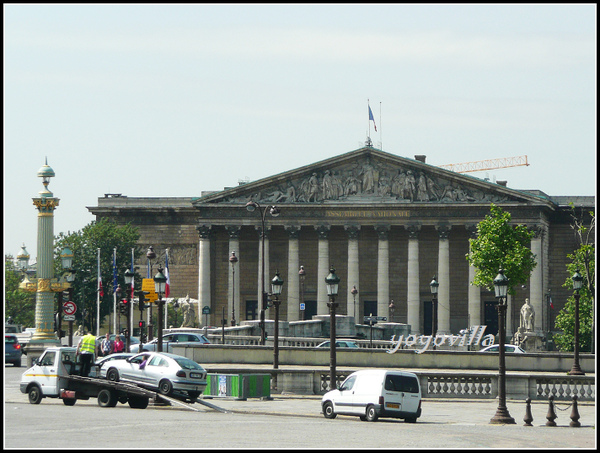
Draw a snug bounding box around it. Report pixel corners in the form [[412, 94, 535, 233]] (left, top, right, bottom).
[[545, 395, 557, 427], [523, 397, 533, 426], [570, 395, 581, 428]]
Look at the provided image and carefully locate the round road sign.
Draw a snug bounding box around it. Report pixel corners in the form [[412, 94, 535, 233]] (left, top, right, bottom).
[[63, 301, 77, 316]]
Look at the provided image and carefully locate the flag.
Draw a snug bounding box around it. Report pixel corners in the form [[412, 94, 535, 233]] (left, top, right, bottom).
[[113, 248, 118, 294], [131, 248, 135, 300], [165, 249, 171, 298], [368, 105, 377, 132], [549, 295, 554, 309]]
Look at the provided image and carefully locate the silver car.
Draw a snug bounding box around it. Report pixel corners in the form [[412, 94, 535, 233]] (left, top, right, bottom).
[[101, 352, 207, 400], [130, 332, 210, 353]]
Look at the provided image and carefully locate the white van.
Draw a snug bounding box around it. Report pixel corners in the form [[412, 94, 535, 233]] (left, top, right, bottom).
[[321, 369, 422, 422]]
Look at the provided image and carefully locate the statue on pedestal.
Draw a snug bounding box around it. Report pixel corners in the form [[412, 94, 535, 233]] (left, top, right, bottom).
[[180, 295, 196, 328], [520, 298, 535, 332]]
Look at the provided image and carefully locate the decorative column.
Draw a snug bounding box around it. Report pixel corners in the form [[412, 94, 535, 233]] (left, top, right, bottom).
[[529, 225, 544, 333], [344, 225, 360, 319], [405, 224, 421, 335], [315, 225, 330, 315], [436, 224, 451, 334], [375, 225, 391, 320], [197, 224, 212, 326], [30, 160, 61, 344], [285, 225, 301, 322], [225, 226, 241, 326], [466, 224, 481, 326]]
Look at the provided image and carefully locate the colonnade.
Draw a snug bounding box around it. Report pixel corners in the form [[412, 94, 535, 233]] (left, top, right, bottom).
[[197, 222, 546, 335]]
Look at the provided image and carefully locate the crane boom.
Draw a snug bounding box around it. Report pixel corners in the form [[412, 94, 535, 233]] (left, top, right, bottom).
[[439, 155, 529, 173]]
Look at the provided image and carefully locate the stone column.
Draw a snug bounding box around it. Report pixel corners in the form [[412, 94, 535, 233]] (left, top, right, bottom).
[[285, 225, 301, 322], [315, 225, 330, 315], [466, 224, 481, 326], [405, 224, 421, 335], [529, 225, 544, 333], [197, 224, 212, 327], [436, 224, 451, 334], [375, 225, 391, 320], [225, 226, 241, 326], [344, 225, 360, 319]]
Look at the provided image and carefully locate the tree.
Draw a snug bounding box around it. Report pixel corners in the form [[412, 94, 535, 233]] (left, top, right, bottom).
[[553, 208, 595, 353], [53, 218, 141, 333], [466, 204, 537, 294], [4, 255, 36, 327]]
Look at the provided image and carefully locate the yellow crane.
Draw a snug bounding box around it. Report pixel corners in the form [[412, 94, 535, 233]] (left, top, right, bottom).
[[439, 155, 529, 173]]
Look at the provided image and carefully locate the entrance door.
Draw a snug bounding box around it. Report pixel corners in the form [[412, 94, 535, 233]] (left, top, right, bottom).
[[246, 300, 257, 321], [303, 300, 317, 321], [484, 301, 498, 336], [423, 300, 433, 335], [363, 301, 377, 318]]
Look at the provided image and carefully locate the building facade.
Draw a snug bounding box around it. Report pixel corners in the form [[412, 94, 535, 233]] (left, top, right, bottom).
[[88, 147, 594, 342]]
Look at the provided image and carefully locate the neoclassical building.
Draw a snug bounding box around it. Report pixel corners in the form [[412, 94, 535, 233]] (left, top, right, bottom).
[[88, 146, 594, 342]]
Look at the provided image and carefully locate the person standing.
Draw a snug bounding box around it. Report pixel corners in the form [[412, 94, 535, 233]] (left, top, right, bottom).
[[113, 335, 125, 353], [76, 330, 97, 377], [100, 333, 113, 357]]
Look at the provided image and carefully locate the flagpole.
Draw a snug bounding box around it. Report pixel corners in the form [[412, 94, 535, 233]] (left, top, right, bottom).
[[130, 247, 135, 336], [113, 247, 117, 335], [97, 248, 101, 336], [367, 99, 371, 141], [379, 101, 382, 149]]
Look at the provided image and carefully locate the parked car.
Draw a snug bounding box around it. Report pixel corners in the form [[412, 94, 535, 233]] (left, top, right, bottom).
[[479, 344, 526, 353], [316, 340, 360, 348], [130, 332, 210, 353], [101, 351, 207, 400], [5, 334, 23, 367], [322, 369, 422, 422]]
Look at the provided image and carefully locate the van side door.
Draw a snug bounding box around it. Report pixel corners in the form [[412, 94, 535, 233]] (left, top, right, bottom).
[[35, 351, 59, 396], [398, 374, 421, 415], [335, 374, 360, 415]]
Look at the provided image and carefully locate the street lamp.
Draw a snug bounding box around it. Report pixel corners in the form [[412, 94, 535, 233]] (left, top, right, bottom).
[[230, 251, 238, 326], [245, 201, 280, 345], [146, 246, 156, 341], [490, 268, 516, 424], [124, 268, 134, 351], [17, 244, 30, 272], [153, 267, 167, 352], [58, 247, 75, 344], [568, 269, 585, 375], [325, 265, 340, 390], [388, 300, 395, 323], [351, 285, 358, 320], [299, 266, 306, 321], [271, 270, 284, 369], [430, 276, 439, 337]]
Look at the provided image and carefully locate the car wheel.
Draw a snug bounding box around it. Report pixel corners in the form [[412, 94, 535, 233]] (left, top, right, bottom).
[[323, 401, 337, 419], [158, 379, 173, 396], [405, 417, 417, 423], [366, 404, 379, 422], [28, 385, 43, 404], [62, 398, 77, 406], [106, 368, 120, 382], [97, 389, 118, 407], [128, 396, 149, 409]]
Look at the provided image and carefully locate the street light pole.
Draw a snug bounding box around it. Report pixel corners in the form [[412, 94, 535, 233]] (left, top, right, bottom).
[[490, 269, 516, 425], [430, 276, 439, 337], [246, 201, 280, 345], [230, 251, 238, 326], [299, 265, 306, 321], [568, 269, 585, 375], [153, 268, 167, 352], [325, 266, 340, 390], [271, 270, 284, 369], [351, 285, 358, 320], [146, 246, 156, 342]]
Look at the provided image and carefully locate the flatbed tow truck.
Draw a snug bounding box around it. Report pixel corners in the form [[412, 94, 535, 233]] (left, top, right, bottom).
[[20, 346, 227, 412]]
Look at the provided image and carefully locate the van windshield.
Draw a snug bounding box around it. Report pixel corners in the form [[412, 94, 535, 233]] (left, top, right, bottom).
[[385, 374, 419, 393]]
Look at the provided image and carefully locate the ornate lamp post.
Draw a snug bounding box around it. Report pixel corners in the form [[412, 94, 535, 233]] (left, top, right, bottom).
[[124, 268, 134, 351], [245, 201, 280, 345], [271, 270, 284, 369], [153, 268, 167, 352], [230, 251, 238, 326], [325, 265, 340, 390], [21, 160, 72, 363], [568, 269, 585, 375], [58, 247, 75, 343], [17, 244, 31, 272], [388, 300, 395, 323], [146, 246, 156, 341], [299, 265, 306, 321], [430, 276, 439, 336], [351, 285, 358, 320], [490, 269, 516, 424]]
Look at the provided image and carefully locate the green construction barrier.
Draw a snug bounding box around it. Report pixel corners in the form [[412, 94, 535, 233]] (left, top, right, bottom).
[[203, 373, 271, 400]]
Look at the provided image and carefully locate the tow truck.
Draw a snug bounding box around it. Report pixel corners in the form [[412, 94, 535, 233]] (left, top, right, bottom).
[[20, 346, 225, 412]]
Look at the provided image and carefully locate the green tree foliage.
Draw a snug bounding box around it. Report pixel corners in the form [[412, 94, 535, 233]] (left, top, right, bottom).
[[466, 204, 537, 294], [553, 208, 595, 353], [4, 255, 36, 327], [54, 218, 141, 333]]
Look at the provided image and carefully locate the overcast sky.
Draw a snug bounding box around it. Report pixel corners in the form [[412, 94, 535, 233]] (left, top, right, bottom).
[[4, 4, 596, 262]]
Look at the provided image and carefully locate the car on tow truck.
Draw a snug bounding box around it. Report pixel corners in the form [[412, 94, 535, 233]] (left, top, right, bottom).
[[101, 351, 208, 400]]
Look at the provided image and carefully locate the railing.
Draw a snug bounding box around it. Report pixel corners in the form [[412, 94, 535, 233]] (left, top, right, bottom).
[[535, 377, 595, 401], [423, 374, 493, 398]]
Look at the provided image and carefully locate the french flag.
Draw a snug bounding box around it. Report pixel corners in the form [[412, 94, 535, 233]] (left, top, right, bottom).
[[165, 249, 171, 298], [369, 105, 377, 132]]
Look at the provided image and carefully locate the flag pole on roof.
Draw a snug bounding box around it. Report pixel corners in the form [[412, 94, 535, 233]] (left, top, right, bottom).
[[366, 99, 377, 147]]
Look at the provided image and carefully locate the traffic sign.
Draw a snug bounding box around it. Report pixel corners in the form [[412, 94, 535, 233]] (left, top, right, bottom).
[[300, 303, 305, 310], [141, 278, 158, 303], [63, 314, 76, 321], [63, 301, 77, 316], [202, 306, 211, 315]]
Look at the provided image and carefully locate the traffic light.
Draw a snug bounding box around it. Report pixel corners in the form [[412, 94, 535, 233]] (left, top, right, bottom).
[[120, 299, 129, 315], [138, 320, 146, 329]]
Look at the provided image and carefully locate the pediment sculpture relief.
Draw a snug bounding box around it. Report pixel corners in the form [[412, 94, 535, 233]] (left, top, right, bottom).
[[221, 157, 509, 205]]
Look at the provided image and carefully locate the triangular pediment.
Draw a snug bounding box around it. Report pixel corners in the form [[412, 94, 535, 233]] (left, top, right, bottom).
[[193, 147, 553, 207]]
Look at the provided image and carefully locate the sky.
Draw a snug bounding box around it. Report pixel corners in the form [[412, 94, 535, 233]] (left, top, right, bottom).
[[4, 3, 597, 263]]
